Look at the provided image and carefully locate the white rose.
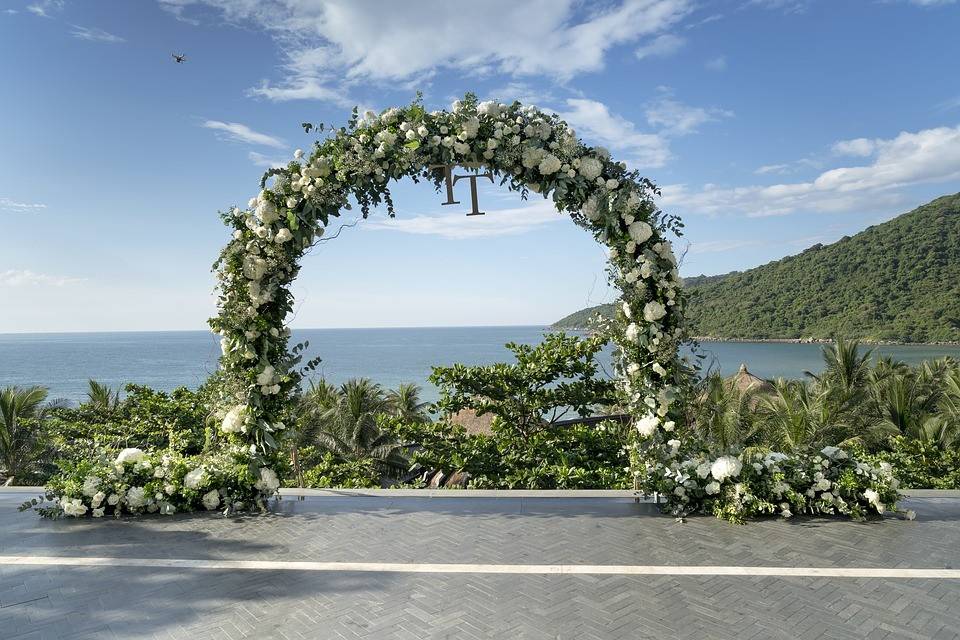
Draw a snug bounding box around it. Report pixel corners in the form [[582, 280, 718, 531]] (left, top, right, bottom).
[[115, 448, 146, 465], [274, 228, 293, 244], [624, 323, 640, 342], [62, 498, 88, 517], [635, 414, 659, 437], [256, 365, 276, 386], [652, 363, 667, 377], [643, 301, 667, 322], [91, 491, 106, 508], [696, 462, 711, 479], [705, 481, 721, 495], [628, 221, 653, 244], [202, 489, 221, 510], [221, 404, 248, 434], [294, 149, 303, 159], [107, 493, 120, 506], [92, 507, 105, 518]]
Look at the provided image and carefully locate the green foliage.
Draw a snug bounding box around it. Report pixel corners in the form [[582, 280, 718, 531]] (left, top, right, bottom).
[[0, 385, 61, 485], [387, 417, 631, 490], [555, 193, 960, 342], [47, 383, 213, 463], [430, 332, 617, 438], [859, 437, 960, 489], [299, 452, 381, 488], [289, 378, 412, 482]]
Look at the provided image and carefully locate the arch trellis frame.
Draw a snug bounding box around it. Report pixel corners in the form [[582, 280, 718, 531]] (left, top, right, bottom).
[[210, 94, 688, 506]]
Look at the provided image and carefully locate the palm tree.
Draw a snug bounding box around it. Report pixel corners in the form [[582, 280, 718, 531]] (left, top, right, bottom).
[[297, 378, 409, 481], [806, 338, 873, 403], [869, 370, 950, 446], [758, 379, 855, 453], [386, 382, 430, 423], [0, 386, 57, 485], [85, 379, 120, 410], [693, 374, 758, 451]]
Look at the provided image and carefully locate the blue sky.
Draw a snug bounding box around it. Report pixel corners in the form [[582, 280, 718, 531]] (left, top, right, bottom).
[[1, 0, 959, 332]]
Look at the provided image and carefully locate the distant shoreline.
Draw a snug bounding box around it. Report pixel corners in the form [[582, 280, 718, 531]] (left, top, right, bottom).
[[555, 327, 960, 347]]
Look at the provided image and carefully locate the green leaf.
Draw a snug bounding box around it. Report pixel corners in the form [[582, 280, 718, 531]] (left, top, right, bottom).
[[404, 140, 421, 150]]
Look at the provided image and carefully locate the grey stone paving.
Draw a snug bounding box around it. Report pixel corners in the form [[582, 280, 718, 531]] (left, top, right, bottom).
[[2, 492, 960, 639]]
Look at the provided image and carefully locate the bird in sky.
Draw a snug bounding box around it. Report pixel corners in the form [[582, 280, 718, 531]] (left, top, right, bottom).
[[172, 53, 186, 63]]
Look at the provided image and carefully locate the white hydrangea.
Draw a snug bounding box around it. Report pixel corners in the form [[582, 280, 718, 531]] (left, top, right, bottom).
[[125, 487, 147, 509], [202, 489, 221, 510], [710, 456, 743, 482], [624, 323, 640, 342], [254, 467, 280, 493], [582, 196, 601, 221], [635, 414, 659, 437], [628, 221, 653, 244], [537, 153, 561, 175], [116, 448, 146, 465], [221, 404, 248, 434], [184, 467, 206, 490], [82, 475, 101, 497], [643, 301, 667, 322], [578, 156, 603, 180]]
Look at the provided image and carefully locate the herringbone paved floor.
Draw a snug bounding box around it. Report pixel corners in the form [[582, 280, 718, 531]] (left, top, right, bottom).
[[2, 493, 959, 639]]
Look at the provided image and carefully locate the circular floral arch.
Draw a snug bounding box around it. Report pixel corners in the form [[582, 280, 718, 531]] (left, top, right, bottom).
[[209, 94, 687, 503]]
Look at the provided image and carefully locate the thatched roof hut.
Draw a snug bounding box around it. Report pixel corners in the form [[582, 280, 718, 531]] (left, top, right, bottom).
[[448, 408, 495, 435], [729, 363, 775, 395]]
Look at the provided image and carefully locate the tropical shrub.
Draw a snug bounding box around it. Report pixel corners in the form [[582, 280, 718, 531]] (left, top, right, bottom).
[[388, 417, 631, 490], [299, 452, 381, 489], [858, 437, 960, 490], [430, 332, 617, 438]]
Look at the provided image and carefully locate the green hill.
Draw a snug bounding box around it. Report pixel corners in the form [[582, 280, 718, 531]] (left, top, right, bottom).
[[553, 193, 960, 343]]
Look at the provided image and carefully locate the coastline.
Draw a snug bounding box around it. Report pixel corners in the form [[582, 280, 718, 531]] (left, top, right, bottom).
[[553, 327, 960, 347]]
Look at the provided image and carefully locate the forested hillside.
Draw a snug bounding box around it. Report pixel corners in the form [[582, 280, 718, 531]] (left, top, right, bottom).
[[553, 193, 960, 343]]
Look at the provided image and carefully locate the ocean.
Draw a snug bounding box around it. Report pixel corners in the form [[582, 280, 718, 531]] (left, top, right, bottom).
[[2, 327, 960, 405]]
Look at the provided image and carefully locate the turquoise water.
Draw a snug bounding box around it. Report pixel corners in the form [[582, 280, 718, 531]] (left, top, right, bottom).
[[1, 328, 959, 404]]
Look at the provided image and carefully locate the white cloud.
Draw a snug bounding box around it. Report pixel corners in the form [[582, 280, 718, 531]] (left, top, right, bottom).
[[558, 98, 670, 168], [487, 82, 556, 108], [1, 197, 46, 212], [832, 137, 876, 157], [754, 163, 791, 175], [26, 0, 63, 18], [635, 34, 685, 60], [906, 0, 955, 5], [662, 124, 960, 217], [248, 151, 288, 168], [70, 25, 126, 43], [937, 96, 960, 111], [0, 269, 83, 287], [365, 199, 563, 240], [202, 120, 286, 148], [645, 95, 732, 135], [705, 55, 727, 71], [161, 0, 692, 102]]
